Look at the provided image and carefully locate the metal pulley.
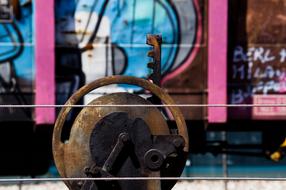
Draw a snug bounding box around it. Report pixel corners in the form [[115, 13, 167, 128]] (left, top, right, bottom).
[[52, 35, 189, 190]]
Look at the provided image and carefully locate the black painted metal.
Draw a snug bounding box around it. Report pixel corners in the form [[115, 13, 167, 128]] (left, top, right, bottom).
[[74, 112, 186, 190]]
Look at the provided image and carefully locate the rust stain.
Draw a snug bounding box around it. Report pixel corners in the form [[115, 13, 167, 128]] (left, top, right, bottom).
[[52, 75, 189, 189]]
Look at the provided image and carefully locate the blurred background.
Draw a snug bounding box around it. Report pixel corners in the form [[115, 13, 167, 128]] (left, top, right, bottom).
[[1, 0, 286, 189]]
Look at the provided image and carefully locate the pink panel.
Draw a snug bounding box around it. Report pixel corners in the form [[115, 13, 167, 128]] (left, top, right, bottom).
[[35, 0, 55, 124], [208, 0, 228, 123], [253, 95, 286, 120]]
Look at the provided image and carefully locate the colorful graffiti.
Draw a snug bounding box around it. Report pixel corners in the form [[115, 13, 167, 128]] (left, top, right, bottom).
[[231, 46, 286, 104], [0, 0, 202, 119], [228, 0, 286, 119], [56, 0, 202, 102], [0, 0, 33, 120]]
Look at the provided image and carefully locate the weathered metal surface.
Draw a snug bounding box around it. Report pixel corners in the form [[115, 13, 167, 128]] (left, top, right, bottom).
[[0, 1, 34, 121], [147, 34, 162, 87], [81, 112, 186, 190], [146, 34, 162, 105], [144, 135, 185, 171], [53, 75, 188, 190], [162, 0, 207, 121], [229, 0, 286, 120], [208, 0, 228, 123], [0, 0, 12, 21], [252, 95, 286, 120], [56, 93, 166, 189], [35, 0, 55, 125]]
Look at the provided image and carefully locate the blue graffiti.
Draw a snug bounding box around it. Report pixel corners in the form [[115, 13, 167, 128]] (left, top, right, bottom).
[[56, 0, 197, 80], [86, 0, 179, 78], [0, 0, 34, 81]]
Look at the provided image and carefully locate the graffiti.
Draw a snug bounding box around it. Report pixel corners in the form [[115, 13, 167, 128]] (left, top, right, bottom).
[[230, 46, 286, 104], [232, 64, 286, 80], [0, 0, 12, 21], [56, 0, 202, 103], [233, 46, 275, 64], [0, 0, 202, 119], [0, 0, 33, 119]]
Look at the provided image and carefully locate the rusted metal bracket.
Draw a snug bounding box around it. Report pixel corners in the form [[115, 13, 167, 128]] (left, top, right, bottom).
[[52, 39, 189, 190], [146, 34, 162, 87], [78, 114, 185, 190]]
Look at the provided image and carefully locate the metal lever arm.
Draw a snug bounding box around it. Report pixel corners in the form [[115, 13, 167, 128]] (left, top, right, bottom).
[[102, 133, 130, 172]]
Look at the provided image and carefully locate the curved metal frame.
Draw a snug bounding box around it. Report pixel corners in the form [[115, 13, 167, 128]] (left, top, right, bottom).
[[52, 75, 189, 186]]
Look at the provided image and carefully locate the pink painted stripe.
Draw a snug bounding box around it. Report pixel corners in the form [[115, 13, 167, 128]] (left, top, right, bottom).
[[35, 0, 55, 124], [208, 0, 228, 123]]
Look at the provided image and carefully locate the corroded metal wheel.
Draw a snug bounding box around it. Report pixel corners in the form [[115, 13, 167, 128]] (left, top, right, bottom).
[[53, 75, 189, 190]]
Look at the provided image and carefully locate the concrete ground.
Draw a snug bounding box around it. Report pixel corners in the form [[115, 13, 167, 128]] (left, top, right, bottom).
[[1, 180, 286, 190]]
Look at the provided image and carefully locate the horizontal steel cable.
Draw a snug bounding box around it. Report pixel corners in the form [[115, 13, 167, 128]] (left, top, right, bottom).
[[0, 104, 286, 108], [0, 43, 202, 48], [1, 177, 286, 182]]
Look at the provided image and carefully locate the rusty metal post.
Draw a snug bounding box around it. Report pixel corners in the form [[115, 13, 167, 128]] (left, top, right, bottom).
[[146, 34, 162, 87]]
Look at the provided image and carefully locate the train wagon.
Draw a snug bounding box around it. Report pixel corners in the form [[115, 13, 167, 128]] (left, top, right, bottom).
[[1, 0, 286, 176]]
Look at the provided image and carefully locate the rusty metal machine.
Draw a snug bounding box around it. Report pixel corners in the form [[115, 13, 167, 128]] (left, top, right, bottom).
[[52, 35, 189, 190]]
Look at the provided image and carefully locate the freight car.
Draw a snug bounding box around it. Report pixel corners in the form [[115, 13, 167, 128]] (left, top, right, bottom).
[[1, 0, 286, 176]]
